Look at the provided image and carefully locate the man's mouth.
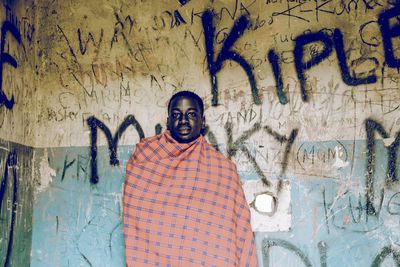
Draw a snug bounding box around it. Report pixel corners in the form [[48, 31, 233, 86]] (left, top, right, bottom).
[[178, 126, 191, 134]]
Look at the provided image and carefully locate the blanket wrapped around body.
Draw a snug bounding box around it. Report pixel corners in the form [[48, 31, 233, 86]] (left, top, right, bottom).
[[124, 130, 258, 266]]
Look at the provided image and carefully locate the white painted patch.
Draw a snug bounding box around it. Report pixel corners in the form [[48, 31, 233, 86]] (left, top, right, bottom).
[[332, 145, 349, 169], [254, 193, 275, 213], [36, 149, 56, 193], [243, 179, 291, 232], [106, 191, 123, 217], [383, 137, 395, 147]]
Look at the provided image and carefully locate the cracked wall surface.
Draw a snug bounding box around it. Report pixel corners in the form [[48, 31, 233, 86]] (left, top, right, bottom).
[[0, 0, 37, 265], [0, 0, 400, 266]]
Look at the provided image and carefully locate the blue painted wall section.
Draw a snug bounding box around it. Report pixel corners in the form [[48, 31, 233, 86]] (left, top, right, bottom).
[[0, 140, 34, 267], [31, 146, 134, 266], [2, 0, 398, 266], [31, 135, 400, 266]]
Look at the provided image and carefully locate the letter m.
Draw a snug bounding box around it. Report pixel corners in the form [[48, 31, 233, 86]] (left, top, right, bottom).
[[365, 119, 400, 215], [87, 115, 145, 184]]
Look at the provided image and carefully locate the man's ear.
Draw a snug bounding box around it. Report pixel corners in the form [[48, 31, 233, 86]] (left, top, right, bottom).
[[200, 116, 207, 135], [166, 117, 170, 130]]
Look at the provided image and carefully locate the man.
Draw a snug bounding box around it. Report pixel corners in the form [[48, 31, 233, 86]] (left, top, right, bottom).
[[124, 91, 258, 266]]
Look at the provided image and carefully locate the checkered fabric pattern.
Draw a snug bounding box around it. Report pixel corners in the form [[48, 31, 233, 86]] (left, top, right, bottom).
[[124, 130, 258, 266]]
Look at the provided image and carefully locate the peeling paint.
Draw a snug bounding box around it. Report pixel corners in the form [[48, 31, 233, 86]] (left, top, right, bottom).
[[332, 145, 349, 169], [36, 148, 56, 194], [383, 137, 396, 147], [8, 0, 399, 266], [243, 179, 291, 232]]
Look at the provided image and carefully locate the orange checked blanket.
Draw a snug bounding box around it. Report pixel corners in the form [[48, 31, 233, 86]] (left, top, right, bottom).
[[123, 130, 258, 266]]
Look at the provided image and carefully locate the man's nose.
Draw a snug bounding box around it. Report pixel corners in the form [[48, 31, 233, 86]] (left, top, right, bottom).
[[179, 115, 188, 123]]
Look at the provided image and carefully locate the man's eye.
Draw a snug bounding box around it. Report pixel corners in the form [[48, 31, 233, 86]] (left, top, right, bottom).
[[187, 112, 197, 118], [172, 113, 181, 119]]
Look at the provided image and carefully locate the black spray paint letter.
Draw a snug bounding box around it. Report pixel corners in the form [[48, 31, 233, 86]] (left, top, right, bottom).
[[0, 21, 21, 109], [365, 119, 400, 215], [379, 7, 400, 68], [268, 49, 288, 105], [202, 10, 261, 106], [262, 238, 312, 267], [87, 115, 144, 184], [224, 121, 298, 186], [333, 29, 377, 85], [0, 151, 18, 266], [294, 28, 377, 101], [371, 245, 400, 266]]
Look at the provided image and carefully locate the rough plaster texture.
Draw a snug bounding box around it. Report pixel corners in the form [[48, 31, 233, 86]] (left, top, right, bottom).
[[0, 0, 38, 146], [0, 0, 399, 266], [0, 1, 37, 266], [0, 141, 34, 266], [243, 179, 292, 232], [33, 0, 400, 148]]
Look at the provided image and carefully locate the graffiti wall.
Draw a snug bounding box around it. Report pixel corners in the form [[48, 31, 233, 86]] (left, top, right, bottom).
[[0, 0, 37, 146], [0, 0, 398, 266], [0, 141, 34, 267], [0, 1, 37, 266]]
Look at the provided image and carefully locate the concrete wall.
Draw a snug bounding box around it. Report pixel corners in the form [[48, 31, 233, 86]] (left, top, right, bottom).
[[0, 0, 400, 266], [0, 0, 37, 266], [0, 141, 35, 266]]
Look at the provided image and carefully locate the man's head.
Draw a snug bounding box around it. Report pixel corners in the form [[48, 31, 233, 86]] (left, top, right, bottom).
[[167, 91, 205, 143]]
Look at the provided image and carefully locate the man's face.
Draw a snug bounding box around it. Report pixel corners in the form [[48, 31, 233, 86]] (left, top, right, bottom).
[[167, 96, 204, 143]]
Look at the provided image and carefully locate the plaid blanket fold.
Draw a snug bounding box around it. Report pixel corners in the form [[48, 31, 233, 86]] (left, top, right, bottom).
[[124, 130, 258, 266]]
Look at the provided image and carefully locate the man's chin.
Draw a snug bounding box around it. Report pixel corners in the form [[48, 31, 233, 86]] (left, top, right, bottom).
[[177, 136, 194, 143], [171, 132, 197, 143]]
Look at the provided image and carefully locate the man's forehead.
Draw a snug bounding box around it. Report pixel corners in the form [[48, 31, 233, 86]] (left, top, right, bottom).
[[169, 96, 200, 110]]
